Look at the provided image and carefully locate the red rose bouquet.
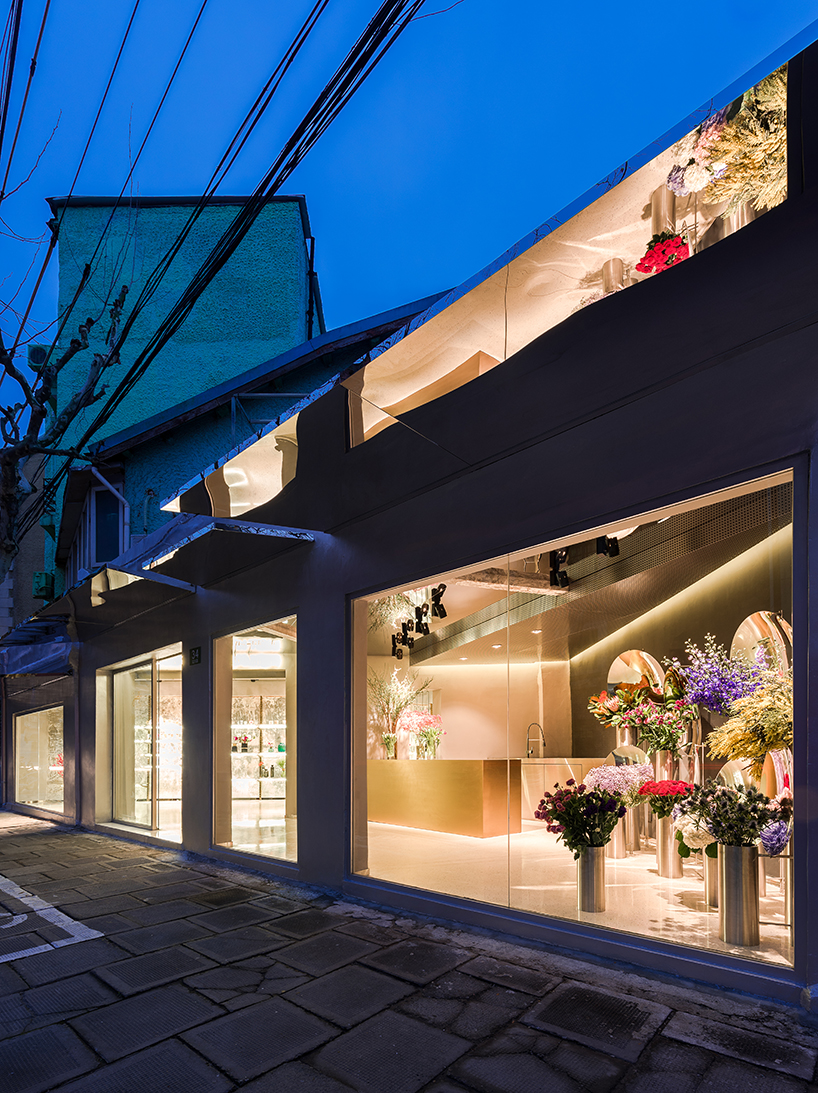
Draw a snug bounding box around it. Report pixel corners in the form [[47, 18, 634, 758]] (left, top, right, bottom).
[[638, 779, 693, 818], [636, 231, 689, 275]]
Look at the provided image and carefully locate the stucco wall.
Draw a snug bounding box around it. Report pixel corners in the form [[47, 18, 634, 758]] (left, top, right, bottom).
[[44, 199, 311, 580]]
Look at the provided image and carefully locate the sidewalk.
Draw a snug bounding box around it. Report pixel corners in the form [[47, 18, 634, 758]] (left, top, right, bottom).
[[0, 812, 815, 1093]]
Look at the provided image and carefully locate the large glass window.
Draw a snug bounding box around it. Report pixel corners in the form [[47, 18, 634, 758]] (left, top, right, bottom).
[[15, 707, 64, 812], [353, 472, 793, 966], [112, 653, 182, 840], [214, 616, 297, 862]]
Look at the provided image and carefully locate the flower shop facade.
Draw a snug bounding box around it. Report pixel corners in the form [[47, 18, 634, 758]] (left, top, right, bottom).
[[4, 31, 818, 1006]]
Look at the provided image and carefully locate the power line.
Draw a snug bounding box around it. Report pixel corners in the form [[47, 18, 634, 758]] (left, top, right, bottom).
[[0, 0, 51, 201], [17, 0, 429, 539]]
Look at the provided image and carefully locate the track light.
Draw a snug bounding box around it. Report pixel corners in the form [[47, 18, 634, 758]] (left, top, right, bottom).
[[596, 536, 620, 558], [431, 583, 447, 619]]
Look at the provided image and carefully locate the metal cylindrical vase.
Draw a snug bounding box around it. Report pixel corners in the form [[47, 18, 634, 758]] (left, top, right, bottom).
[[653, 751, 679, 782], [625, 806, 641, 851], [606, 816, 627, 859], [656, 815, 684, 878], [704, 849, 718, 908], [718, 845, 760, 946], [578, 846, 606, 912]]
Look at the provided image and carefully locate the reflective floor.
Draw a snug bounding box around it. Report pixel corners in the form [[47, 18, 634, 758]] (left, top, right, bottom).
[[366, 820, 793, 966], [225, 799, 297, 862]]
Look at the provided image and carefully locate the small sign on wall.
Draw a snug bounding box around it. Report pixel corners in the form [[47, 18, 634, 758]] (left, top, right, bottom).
[[189, 647, 201, 666]]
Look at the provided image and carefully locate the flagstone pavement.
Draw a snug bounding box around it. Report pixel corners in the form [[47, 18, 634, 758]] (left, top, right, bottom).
[[0, 811, 816, 1093]]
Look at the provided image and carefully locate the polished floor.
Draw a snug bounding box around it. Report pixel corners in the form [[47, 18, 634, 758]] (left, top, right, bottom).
[[224, 798, 297, 862], [365, 819, 793, 966]]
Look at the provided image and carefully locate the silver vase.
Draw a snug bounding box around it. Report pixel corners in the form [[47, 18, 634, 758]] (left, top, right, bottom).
[[606, 816, 627, 859], [704, 849, 718, 908], [625, 805, 641, 851], [578, 846, 606, 912], [656, 815, 684, 878], [653, 750, 679, 782], [718, 845, 760, 946]]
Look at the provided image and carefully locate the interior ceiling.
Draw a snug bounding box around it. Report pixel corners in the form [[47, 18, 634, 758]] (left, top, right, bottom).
[[409, 484, 792, 666]]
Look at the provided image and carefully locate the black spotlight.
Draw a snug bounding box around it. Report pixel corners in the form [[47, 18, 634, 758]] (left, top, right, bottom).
[[596, 536, 620, 558], [415, 604, 430, 636], [431, 584, 447, 619]]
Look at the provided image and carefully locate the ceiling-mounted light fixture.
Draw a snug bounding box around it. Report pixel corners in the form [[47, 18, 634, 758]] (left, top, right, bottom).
[[596, 535, 620, 558], [431, 584, 447, 619]]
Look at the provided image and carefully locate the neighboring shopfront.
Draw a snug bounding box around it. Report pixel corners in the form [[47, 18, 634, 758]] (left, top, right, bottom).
[[3, 37, 818, 1007]]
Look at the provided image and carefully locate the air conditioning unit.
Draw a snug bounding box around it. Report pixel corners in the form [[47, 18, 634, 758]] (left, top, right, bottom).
[[27, 344, 51, 370]]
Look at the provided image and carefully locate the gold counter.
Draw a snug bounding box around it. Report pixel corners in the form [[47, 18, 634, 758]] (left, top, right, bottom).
[[367, 759, 521, 838]]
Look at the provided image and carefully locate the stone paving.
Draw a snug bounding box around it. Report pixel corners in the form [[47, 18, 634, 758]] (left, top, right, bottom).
[[0, 812, 816, 1093]]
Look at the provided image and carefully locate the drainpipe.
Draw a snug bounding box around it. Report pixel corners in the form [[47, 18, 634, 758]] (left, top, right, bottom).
[[90, 468, 130, 552]]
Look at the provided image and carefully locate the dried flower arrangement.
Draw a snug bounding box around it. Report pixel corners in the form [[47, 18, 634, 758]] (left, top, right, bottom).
[[704, 66, 787, 215], [367, 667, 432, 737]]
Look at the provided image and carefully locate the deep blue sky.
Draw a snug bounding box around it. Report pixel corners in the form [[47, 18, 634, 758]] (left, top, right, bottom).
[[4, 0, 818, 344]]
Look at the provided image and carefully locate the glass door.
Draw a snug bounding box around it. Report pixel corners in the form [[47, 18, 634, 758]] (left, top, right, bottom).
[[113, 654, 182, 839]]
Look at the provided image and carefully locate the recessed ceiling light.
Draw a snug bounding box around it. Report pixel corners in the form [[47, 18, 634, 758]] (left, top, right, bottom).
[[459, 656, 468, 660], [492, 644, 502, 649], [531, 629, 542, 635]]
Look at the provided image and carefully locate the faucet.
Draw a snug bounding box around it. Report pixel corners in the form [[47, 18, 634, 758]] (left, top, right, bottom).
[[526, 722, 546, 758]]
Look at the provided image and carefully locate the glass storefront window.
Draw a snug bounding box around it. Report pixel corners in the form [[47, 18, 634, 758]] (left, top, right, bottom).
[[353, 472, 793, 966], [112, 653, 182, 840], [15, 707, 64, 812], [213, 616, 297, 862]]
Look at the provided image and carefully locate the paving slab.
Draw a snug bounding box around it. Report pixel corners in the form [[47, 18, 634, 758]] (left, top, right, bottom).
[[450, 1052, 583, 1093], [187, 925, 288, 963], [663, 1010, 816, 1079], [0, 1024, 97, 1093], [272, 908, 350, 938], [135, 883, 209, 904], [60, 894, 144, 919], [82, 913, 138, 934], [11, 937, 126, 986], [114, 917, 215, 954], [120, 899, 208, 925], [312, 1009, 470, 1093], [697, 1058, 807, 1092], [250, 895, 310, 915], [191, 903, 276, 932], [617, 1036, 711, 1093], [360, 939, 471, 985], [522, 982, 671, 1063], [48, 1038, 234, 1093], [242, 1060, 358, 1091], [23, 971, 119, 1015], [459, 955, 559, 997], [70, 983, 223, 1061], [189, 886, 259, 908], [95, 946, 216, 995], [549, 1041, 629, 1093], [182, 995, 336, 1080], [335, 919, 407, 946], [274, 931, 380, 976], [285, 964, 414, 1027]]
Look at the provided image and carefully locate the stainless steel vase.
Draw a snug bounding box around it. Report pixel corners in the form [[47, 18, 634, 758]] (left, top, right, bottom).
[[704, 849, 718, 908], [625, 805, 642, 851], [718, 845, 760, 946], [578, 846, 606, 912], [656, 815, 684, 878], [606, 816, 627, 859], [653, 750, 679, 782]]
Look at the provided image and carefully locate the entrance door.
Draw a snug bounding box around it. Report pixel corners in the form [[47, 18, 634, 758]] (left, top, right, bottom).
[[113, 654, 182, 838]]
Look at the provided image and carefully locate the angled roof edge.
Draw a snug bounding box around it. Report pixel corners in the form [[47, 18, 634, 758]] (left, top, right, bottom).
[[46, 193, 315, 238], [92, 290, 447, 460], [359, 20, 818, 368]]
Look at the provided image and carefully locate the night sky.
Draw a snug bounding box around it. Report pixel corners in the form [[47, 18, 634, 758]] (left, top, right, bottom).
[[3, 0, 818, 349]]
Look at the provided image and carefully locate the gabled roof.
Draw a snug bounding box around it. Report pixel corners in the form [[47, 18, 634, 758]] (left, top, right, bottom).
[[90, 290, 447, 461]]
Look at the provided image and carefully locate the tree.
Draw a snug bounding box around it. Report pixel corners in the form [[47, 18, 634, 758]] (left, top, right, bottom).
[[0, 284, 129, 583]]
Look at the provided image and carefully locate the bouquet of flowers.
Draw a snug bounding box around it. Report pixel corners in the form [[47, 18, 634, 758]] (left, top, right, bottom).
[[700, 782, 778, 847], [635, 231, 689, 275], [671, 784, 717, 858], [638, 779, 693, 818], [666, 107, 729, 197], [587, 681, 650, 731], [664, 634, 763, 716], [534, 780, 626, 860], [380, 732, 398, 758], [399, 709, 445, 758], [618, 700, 695, 757], [583, 763, 653, 808], [707, 670, 792, 778]]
